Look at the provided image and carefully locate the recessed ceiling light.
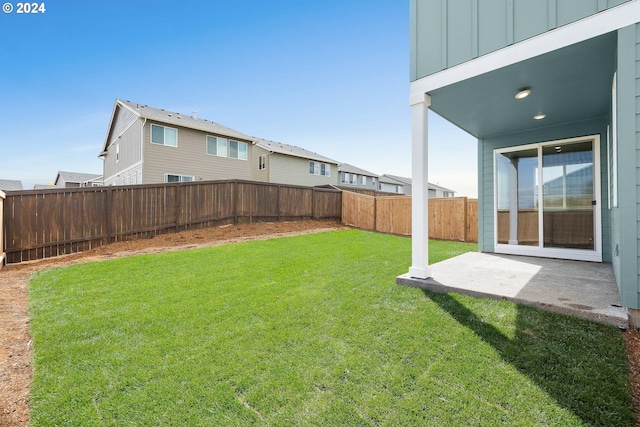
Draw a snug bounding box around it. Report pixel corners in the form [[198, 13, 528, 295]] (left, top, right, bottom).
[[533, 114, 546, 120], [515, 88, 531, 99]]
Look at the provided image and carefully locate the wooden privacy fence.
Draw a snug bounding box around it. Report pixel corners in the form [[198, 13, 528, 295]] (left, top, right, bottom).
[[342, 191, 478, 242], [2, 180, 341, 264]]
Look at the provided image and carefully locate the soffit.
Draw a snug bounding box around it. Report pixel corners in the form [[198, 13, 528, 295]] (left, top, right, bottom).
[[428, 32, 617, 139]]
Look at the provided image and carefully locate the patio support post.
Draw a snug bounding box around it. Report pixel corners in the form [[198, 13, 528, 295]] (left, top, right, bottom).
[[408, 92, 432, 279]]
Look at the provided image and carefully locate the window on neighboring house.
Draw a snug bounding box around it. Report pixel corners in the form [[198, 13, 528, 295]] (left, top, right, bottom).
[[229, 140, 248, 160], [151, 124, 178, 147], [350, 174, 357, 184], [341, 173, 349, 183], [259, 155, 266, 170], [372, 177, 377, 187], [309, 161, 330, 177], [361, 175, 366, 185], [115, 144, 119, 163], [207, 136, 228, 157], [165, 174, 194, 183]]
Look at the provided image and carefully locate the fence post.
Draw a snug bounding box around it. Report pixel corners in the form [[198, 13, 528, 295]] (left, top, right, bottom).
[[105, 187, 113, 244], [312, 188, 316, 219], [463, 197, 468, 242], [233, 180, 238, 225], [0, 190, 5, 268]]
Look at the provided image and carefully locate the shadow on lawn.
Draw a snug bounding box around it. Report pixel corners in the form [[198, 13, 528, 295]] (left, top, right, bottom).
[[423, 290, 634, 426]]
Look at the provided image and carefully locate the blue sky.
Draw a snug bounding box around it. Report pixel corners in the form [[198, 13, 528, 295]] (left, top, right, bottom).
[[0, 0, 477, 196]]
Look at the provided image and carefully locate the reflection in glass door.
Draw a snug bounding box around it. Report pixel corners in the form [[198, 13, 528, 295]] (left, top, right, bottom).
[[495, 137, 599, 261], [542, 142, 594, 250]]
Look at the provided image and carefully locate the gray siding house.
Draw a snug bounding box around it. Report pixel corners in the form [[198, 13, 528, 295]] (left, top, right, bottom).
[[379, 174, 455, 197], [252, 138, 339, 187], [405, 1, 640, 314], [100, 100, 338, 188], [55, 171, 103, 188], [338, 163, 378, 190], [100, 100, 254, 186]]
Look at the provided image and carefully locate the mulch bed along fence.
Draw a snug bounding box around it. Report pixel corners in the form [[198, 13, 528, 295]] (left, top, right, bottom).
[[1, 180, 341, 264]]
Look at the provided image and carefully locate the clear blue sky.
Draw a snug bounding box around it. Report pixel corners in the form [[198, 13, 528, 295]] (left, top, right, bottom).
[[0, 0, 477, 196]]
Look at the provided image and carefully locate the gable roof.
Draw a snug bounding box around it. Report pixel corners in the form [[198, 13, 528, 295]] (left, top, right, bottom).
[[253, 137, 338, 165], [0, 179, 23, 191], [338, 163, 379, 177], [101, 99, 253, 154], [55, 171, 103, 186]]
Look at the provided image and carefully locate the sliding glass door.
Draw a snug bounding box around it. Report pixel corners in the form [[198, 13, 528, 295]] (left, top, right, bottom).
[[494, 136, 601, 262]]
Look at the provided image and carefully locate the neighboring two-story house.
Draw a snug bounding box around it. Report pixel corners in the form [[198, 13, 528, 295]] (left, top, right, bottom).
[[338, 163, 378, 190], [404, 0, 640, 315], [54, 171, 103, 188], [100, 99, 338, 187], [252, 138, 338, 187], [379, 174, 455, 197]]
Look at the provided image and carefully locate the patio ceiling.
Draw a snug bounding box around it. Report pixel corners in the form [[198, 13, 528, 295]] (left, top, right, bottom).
[[428, 32, 617, 139]]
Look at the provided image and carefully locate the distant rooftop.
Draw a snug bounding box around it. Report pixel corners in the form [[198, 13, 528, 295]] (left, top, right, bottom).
[[0, 179, 23, 191], [253, 137, 338, 164], [380, 174, 455, 193], [55, 171, 103, 185], [338, 163, 379, 177]]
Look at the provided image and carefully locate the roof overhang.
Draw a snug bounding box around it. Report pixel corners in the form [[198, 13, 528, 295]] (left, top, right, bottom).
[[410, 1, 640, 139]]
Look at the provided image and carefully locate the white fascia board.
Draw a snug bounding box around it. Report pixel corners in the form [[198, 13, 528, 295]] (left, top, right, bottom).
[[410, 0, 640, 103]]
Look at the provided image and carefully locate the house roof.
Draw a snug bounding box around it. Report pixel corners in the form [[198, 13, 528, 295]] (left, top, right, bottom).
[[0, 179, 23, 191], [338, 163, 379, 177], [253, 138, 338, 165], [101, 99, 253, 154], [55, 171, 103, 185], [33, 184, 56, 190], [379, 174, 455, 193]]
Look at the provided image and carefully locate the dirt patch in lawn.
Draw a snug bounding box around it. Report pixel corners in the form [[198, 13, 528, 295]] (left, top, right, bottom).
[[0, 220, 345, 427]]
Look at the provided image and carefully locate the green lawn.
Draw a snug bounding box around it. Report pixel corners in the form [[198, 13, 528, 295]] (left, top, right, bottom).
[[29, 229, 634, 426]]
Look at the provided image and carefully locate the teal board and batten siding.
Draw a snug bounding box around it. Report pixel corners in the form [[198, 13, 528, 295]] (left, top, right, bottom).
[[477, 118, 611, 258], [142, 121, 253, 184], [411, 0, 631, 81], [611, 24, 640, 308]]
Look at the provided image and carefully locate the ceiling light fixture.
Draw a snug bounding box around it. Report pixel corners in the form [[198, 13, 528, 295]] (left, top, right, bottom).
[[533, 114, 546, 120], [515, 88, 531, 99]]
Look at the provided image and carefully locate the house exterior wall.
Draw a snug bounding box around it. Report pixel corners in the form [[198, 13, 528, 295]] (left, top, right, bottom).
[[103, 118, 142, 186], [410, 0, 631, 81], [141, 120, 253, 184], [251, 145, 270, 183], [267, 153, 338, 187], [611, 24, 640, 308], [477, 118, 611, 261], [339, 172, 378, 190]]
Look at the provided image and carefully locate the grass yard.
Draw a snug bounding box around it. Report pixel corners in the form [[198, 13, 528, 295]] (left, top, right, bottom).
[[29, 229, 633, 426]]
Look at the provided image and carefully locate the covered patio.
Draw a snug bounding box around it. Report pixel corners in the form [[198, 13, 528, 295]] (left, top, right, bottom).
[[398, 252, 627, 328]]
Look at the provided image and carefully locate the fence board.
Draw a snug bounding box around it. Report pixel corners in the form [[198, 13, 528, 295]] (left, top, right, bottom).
[[376, 196, 411, 235], [341, 191, 375, 231], [2, 180, 341, 264]]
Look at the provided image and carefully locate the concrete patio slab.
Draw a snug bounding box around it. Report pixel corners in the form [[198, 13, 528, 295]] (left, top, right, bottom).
[[397, 252, 628, 329]]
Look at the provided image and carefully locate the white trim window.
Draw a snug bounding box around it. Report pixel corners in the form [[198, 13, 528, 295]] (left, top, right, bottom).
[[229, 140, 248, 160], [207, 136, 228, 157], [115, 143, 120, 163], [151, 124, 178, 147], [372, 177, 377, 187], [165, 173, 194, 183], [259, 154, 266, 170], [309, 161, 330, 177], [361, 175, 366, 185]]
